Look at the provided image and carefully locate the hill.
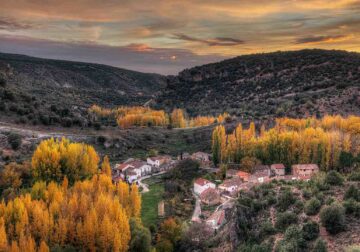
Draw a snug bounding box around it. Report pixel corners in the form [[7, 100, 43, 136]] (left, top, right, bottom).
[[0, 52, 166, 126], [156, 49, 360, 119]]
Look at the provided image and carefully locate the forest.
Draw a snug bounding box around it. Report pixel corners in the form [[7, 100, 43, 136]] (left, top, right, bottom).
[[212, 115, 360, 170], [0, 138, 143, 251]]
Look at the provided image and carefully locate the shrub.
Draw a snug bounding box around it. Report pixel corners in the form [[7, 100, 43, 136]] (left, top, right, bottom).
[[320, 203, 346, 234], [302, 221, 319, 241], [325, 171, 344, 186], [312, 238, 327, 252], [343, 199, 360, 217], [344, 185, 360, 201], [305, 198, 322, 216], [275, 225, 306, 252], [348, 172, 360, 181], [294, 200, 304, 214], [7, 132, 22, 150], [275, 211, 298, 231], [260, 221, 276, 237], [277, 190, 296, 212]]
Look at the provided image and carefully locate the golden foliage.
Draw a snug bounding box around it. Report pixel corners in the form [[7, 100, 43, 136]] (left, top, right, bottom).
[[0, 174, 141, 251], [31, 138, 99, 183], [212, 115, 360, 170]]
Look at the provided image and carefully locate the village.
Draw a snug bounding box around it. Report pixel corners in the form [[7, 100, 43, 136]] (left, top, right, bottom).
[[111, 150, 320, 232]]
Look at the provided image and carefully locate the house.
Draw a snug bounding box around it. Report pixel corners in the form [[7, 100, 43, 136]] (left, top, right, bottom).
[[191, 152, 210, 162], [127, 160, 152, 176], [126, 170, 138, 183], [237, 171, 250, 182], [200, 188, 221, 205], [271, 164, 286, 176], [249, 165, 271, 183], [114, 163, 134, 176], [206, 210, 226, 230], [194, 178, 216, 195], [147, 155, 172, 168], [292, 164, 319, 177], [218, 177, 243, 194]]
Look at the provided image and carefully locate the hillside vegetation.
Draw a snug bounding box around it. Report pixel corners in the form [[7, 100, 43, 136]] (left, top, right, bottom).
[[156, 49, 360, 119], [0, 52, 166, 126]]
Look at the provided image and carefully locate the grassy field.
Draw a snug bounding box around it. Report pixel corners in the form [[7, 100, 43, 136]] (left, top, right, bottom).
[[141, 177, 165, 227]]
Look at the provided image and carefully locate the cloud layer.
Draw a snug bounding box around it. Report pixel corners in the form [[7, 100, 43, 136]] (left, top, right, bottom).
[[0, 0, 359, 74]]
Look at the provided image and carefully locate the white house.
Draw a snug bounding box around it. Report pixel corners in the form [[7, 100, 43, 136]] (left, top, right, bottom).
[[218, 177, 242, 194], [114, 163, 134, 176], [147, 155, 172, 168], [194, 178, 216, 195], [191, 152, 210, 162], [127, 160, 152, 176], [126, 170, 138, 183]]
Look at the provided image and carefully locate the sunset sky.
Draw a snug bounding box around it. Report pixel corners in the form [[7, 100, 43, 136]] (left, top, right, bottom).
[[0, 0, 360, 74]]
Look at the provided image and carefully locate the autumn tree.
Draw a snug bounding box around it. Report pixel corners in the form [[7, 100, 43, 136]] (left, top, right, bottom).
[[31, 138, 99, 183], [101, 155, 112, 177], [171, 109, 186, 128]]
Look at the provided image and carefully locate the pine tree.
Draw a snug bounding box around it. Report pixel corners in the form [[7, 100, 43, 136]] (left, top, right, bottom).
[[101, 155, 112, 177]]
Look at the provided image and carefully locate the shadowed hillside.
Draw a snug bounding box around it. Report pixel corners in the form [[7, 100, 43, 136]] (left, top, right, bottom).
[[156, 49, 360, 119]]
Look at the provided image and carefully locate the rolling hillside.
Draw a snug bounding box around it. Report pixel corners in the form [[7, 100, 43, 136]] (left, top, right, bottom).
[[156, 49, 360, 119], [0, 52, 166, 126]]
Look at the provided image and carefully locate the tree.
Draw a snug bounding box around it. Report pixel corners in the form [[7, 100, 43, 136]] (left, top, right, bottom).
[[325, 171, 344, 186], [344, 185, 360, 201], [129, 218, 151, 252], [38, 241, 49, 252], [312, 238, 327, 252], [305, 198, 322, 216], [7, 133, 22, 150], [171, 109, 186, 128], [130, 184, 141, 218], [31, 138, 99, 183], [302, 221, 319, 241], [157, 218, 182, 250], [101, 155, 112, 177], [0, 218, 8, 251], [320, 203, 346, 234]]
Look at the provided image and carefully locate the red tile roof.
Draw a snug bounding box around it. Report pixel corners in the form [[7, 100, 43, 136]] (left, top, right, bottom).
[[115, 163, 132, 171], [271, 164, 285, 169], [195, 178, 213, 186]]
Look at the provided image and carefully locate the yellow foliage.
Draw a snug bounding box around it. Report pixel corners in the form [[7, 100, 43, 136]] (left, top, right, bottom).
[[0, 174, 137, 251], [31, 138, 99, 183]]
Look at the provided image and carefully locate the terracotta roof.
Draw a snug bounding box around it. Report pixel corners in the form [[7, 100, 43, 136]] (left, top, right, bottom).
[[292, 164, 319, 170], [126, 170, 137, 176], [237, 171, 250, 179], [271, 164, 285, 169], [200, 188, 220, 202], [219, 177, 242, 188], [127, 160, 147, 169], [115, 163, 133, 171], [195, 178, 213, 186], [149, 155, 171, 162], [207, 210, 225, 225]]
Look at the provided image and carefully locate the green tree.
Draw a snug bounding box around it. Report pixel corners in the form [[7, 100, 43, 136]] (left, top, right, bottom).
[[320, 203, 346, 234]]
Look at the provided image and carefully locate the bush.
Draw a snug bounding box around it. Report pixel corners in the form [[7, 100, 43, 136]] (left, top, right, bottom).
[[302, 221, 319, 241], [343, 199, 360, 217], [312, 238, 327, 252], [275, 211, 298, 231], [259, 221, 276, 237], [7, 132, 22, 150], [348, 172, 360, 181], [344, 185, 360, 201], [320, 203, 346, 234], [277, 190, 296, 212], [275, 225, 306, 252], [325, 171, 344, 186], [305, 198, 322, 216]]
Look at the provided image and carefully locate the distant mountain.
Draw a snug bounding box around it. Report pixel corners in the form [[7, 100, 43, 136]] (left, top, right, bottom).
[[156, 49, 360, 120], [0, 52, 166, 126]]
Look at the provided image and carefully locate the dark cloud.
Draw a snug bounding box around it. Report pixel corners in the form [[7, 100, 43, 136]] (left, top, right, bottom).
[[295, 35, 349, 44], [0, 35, 226, 75], [0, 17, 34, 31], [173, 33, 245, 46]]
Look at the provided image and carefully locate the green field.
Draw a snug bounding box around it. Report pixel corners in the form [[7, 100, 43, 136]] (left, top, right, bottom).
[[141, 178, 165, 227]]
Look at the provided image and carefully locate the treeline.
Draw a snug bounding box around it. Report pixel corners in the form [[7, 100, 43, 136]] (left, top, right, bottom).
[[0, 138, 143, 251], [212, 115, 360, 170], [88, 105, 229, 129]]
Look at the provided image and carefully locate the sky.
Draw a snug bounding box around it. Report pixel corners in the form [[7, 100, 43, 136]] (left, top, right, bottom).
[[0, 0, 360, 74]]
